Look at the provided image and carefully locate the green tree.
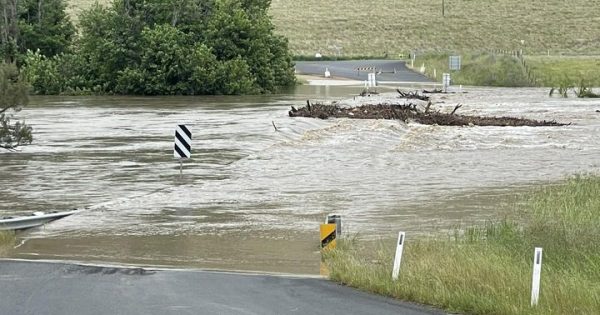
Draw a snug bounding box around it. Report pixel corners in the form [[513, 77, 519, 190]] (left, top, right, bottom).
[[117, 24, 194, 95], [17, 0, 75, 57], [0, 63, 32, 149], [73, 0, 294, 95], [76, 2, 143, 92], [1, 0, 74, 63], [0, 0, 19, 63]]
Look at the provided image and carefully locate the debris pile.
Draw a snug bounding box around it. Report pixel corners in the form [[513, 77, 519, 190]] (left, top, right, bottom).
[[288, 101, 568, 127]]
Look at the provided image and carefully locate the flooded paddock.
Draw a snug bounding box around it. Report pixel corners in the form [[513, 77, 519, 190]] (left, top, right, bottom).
[[1, 86, 599, 274]]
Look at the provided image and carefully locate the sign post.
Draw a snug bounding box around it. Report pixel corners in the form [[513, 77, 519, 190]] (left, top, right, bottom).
[[174, 124, 192, 175]]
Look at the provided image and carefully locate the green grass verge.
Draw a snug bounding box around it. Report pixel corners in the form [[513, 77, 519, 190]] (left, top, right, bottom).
[[412, 53, 600, 87], [324, 175, 600, 315], [0, 230, 15, 255], [412, 52, 531, 87], [526, 56, 600, 87]]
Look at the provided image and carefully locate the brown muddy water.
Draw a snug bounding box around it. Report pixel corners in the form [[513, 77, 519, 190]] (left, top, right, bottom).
[[1, 86, 599, 274]]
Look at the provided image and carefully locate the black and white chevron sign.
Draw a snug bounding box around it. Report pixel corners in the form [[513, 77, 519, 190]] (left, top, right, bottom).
[[174, 125, 192, 159]]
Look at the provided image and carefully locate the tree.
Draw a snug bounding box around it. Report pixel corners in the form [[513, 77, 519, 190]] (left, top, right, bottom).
[[0, 0, 74, 63], [0, 0, 19, 63], [72, 0, 295, 95], [0, 62, 32, 149], [17, 0, 76, 57]]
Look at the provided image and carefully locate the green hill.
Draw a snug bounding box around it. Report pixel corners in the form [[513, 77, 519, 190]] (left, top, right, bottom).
[[67, 0, 600, 57], [269, 0, 600, 57]]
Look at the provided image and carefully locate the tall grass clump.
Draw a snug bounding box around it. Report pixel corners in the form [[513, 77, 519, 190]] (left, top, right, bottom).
[[574, 80, 600, 98], [324, 175, 600, 315]]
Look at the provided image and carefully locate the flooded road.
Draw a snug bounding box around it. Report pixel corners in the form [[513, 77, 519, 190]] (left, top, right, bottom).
[[1, 86, 599, 274]]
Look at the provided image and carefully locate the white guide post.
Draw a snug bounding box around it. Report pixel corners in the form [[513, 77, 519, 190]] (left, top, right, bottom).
[[392, 231, 406, 281], [531, 247, 543, 306], [442, 73, 451, 93]]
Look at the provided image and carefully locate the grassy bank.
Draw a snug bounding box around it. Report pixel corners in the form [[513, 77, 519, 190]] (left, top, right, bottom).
[[412, 53, 600, 87], [324, 175, 600, 314], [526, 56, 600, 87], [412, 52, 531, 87], [0, 231, 15, 255]]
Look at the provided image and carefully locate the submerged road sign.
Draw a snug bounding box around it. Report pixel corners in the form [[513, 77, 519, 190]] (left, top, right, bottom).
[[174, 125, 192, 159]]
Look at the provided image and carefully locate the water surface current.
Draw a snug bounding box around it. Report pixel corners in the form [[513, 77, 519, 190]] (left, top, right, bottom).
[[1, 86, 599, 274]]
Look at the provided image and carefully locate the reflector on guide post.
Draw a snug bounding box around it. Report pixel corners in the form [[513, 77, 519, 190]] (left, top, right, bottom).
[[320, 223, 337, 251]]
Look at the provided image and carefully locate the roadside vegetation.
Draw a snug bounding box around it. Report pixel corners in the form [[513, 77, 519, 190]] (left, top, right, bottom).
[[411, 52, 530, 87], [527, 56, 600, 87], [549, 78, 600, 98], [411, 53, 600, 87], [0, 63, 32, 150], [324, 175, 600, 315], [0, 230, 15, 254]]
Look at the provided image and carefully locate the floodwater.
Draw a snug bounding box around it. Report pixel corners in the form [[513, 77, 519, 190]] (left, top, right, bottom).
[[1, 85, 599, 274]]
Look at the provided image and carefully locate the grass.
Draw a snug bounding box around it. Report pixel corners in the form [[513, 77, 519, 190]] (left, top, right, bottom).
[[526, 56, 600, 87], [411, 53, 600, 87], [66, 0, 600, 57], [0, 231, 15, 255], [412, 52, 531, 87], [324, 175, 600, 315], [270, 0, 600, 57]]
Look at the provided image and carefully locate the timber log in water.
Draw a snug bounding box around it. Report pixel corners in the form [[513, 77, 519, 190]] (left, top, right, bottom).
[[288, 102, 569, 127]]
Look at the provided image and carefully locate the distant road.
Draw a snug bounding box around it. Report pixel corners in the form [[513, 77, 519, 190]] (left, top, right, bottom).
[[294, 60, 434, 83], [0, 260, 445, 315]]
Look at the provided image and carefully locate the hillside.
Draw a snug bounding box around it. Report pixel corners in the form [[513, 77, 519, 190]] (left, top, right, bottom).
[[67, 0, 600, 57]]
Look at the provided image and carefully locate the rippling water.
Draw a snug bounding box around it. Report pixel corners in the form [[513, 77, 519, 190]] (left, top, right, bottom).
[[1, 86, 599, 273]]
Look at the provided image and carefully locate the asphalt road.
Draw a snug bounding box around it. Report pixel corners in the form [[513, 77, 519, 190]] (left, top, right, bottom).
[[294, 60, 433, 83], [0, 260, 446, 315]]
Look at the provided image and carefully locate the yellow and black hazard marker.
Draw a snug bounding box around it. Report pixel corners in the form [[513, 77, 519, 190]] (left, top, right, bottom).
[[320, 223, 337, 251]]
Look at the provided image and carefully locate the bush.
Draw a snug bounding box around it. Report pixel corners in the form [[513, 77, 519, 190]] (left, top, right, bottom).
[[71, 0, 295, 95]]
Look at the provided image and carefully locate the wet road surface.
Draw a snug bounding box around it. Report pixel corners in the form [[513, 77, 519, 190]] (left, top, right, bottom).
[[0, 260, 445, 315], [294, 60, 433, 83]]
